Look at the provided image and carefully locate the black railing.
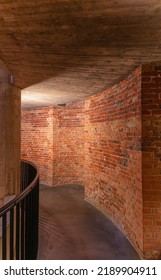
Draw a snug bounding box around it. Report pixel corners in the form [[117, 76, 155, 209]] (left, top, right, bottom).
[[0, 160, 39, 260]]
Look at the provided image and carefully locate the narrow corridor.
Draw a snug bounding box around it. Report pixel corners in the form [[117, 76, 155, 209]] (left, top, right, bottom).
[[37, 185, 140, 260]]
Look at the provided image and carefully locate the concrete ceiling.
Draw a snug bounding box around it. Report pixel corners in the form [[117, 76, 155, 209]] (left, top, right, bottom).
[[0, 0, 161, 108]]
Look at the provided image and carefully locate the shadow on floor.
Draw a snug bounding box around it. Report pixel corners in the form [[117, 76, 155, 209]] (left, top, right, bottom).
[[37, 184, 140, 260]]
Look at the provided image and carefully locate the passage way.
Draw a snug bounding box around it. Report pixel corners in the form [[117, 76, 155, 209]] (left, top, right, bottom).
[[37, 185, 140, 260]]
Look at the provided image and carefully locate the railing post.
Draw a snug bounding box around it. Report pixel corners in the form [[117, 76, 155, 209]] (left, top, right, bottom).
[[21, 200, 25, 260], [2, 214, 7, 260], [9, 208, 14, 260], [16, 204, 20, 260]]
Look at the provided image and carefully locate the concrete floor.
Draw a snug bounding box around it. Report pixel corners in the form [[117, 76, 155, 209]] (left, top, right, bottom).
[[37, 184, 140, 260]]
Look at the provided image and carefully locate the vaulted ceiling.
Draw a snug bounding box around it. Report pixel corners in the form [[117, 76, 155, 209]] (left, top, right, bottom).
[[0, 0, 161, 107]]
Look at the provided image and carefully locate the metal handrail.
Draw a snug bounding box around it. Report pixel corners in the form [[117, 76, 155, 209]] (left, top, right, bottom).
[[0, 160, 39, 260], [0, 160, 39, 215]]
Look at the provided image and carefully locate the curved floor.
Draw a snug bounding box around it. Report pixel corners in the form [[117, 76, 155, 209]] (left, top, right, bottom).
[[37, 184, 140, 260]]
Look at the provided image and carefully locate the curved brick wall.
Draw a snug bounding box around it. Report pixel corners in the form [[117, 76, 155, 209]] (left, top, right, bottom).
[[84, 67, 143, 257], [21, 63, 161, 259], [21, 101, 85, 186]]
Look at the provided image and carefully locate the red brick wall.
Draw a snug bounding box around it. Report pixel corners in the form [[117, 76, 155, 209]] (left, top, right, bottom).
[[142, 63, 161, 259], [84, 67, 143, 256], [55, 101, 85, 185], [21, 107, 55, 185], [21, 100, 85, 186]]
